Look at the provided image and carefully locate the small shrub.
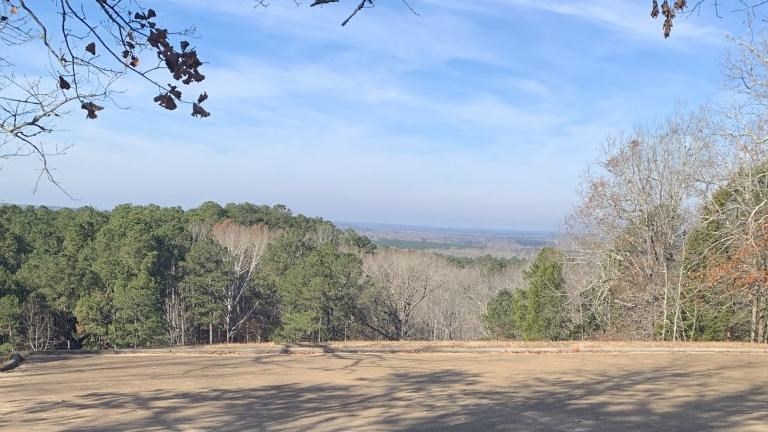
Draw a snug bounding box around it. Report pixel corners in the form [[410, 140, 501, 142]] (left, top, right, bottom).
[[0, 342, 13, 358]]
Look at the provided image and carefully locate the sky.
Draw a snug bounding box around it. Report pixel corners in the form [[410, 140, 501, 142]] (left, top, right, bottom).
[[0, 0, 749, 230]]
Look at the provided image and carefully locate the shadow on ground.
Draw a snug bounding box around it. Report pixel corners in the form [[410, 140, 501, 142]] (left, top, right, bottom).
[[13, 359, 767, 432]]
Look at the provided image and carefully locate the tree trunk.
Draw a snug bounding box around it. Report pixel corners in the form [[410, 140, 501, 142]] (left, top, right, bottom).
[[751, 292, 759, 343], [661, 263, 669, 340], [209, 323, 213, 345], [690, 304, 698, 342], [755, 298, 765, 343], [758, 291, 766, 344], [226, 306, 232, 344], [672, 282, 682, 341], [763, 296, 768, 344]]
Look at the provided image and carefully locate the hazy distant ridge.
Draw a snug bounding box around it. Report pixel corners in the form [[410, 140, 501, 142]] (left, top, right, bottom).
[[335, 221, 557, 258]]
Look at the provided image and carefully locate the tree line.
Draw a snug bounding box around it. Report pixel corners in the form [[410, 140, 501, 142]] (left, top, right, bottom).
[[0, 202, 528, 352], [2, 131, 767, 353]]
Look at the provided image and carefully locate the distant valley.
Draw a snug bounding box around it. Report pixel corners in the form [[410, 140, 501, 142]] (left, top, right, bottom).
[[336, 221, 557, 259]]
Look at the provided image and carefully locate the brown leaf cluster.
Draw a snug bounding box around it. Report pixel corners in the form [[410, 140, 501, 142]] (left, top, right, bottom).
[[650, 0, 687, 38], [78, 5, 210, 119], [704, 221, 768, 294], [81, 102, 104, 119]]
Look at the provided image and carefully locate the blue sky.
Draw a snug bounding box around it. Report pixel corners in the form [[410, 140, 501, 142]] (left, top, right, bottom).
[[1, 0, 746, 230]]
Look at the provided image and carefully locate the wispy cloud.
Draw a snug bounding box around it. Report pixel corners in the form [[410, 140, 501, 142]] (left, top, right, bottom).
[[163, 0, 503, 66], [424, 0, 726, 44]]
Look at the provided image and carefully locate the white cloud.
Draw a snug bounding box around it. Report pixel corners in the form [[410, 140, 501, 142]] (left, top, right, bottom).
[[442, 97, 566, 131], [424, 0, 726, 45], [162, 0, 503, 67], [503, 77, 552, 97]]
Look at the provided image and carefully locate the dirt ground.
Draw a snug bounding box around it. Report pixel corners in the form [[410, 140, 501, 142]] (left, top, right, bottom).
[[1, 351, 767, 431]]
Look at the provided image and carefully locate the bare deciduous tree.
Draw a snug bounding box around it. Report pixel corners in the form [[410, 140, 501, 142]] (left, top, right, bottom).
[[362, 249, 447, 340], [567, 111, 717, 340], [419, 263, 525, 341], [211, 220, 280, 343], [697, 31, 768, 342], [362, 248, 526, 341], [20, 296, 53, 351]]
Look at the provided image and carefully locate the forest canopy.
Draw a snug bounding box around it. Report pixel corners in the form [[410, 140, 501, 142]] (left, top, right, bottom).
[[0, 202, 527, 352]]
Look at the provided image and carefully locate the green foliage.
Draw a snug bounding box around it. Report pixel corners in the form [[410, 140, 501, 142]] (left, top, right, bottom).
[[273, 312, 316, 342], [187, 201, 226, 225], [0, 294, 20, 347], [74, 290, 112, 348], [0, 202, 377, 348], [482, 290, 520, 339], [446, 254, 526, 271], [682, 161, 768, 341], [519, 247, 570, 340], [223, 203, 321, 230], [0, 342, 13, 356], [570, 286, 605, 339], [340, 229, 376, 255], [4, 195, 765, 345], [84, 205, 187, 347], [111, 276, 165, 348], [270, 244, 364, 342], [179, 238, 228, 333], [683, 302, 751, 341], [483, 248, 571, 341], [0, 225, 26, 273]]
